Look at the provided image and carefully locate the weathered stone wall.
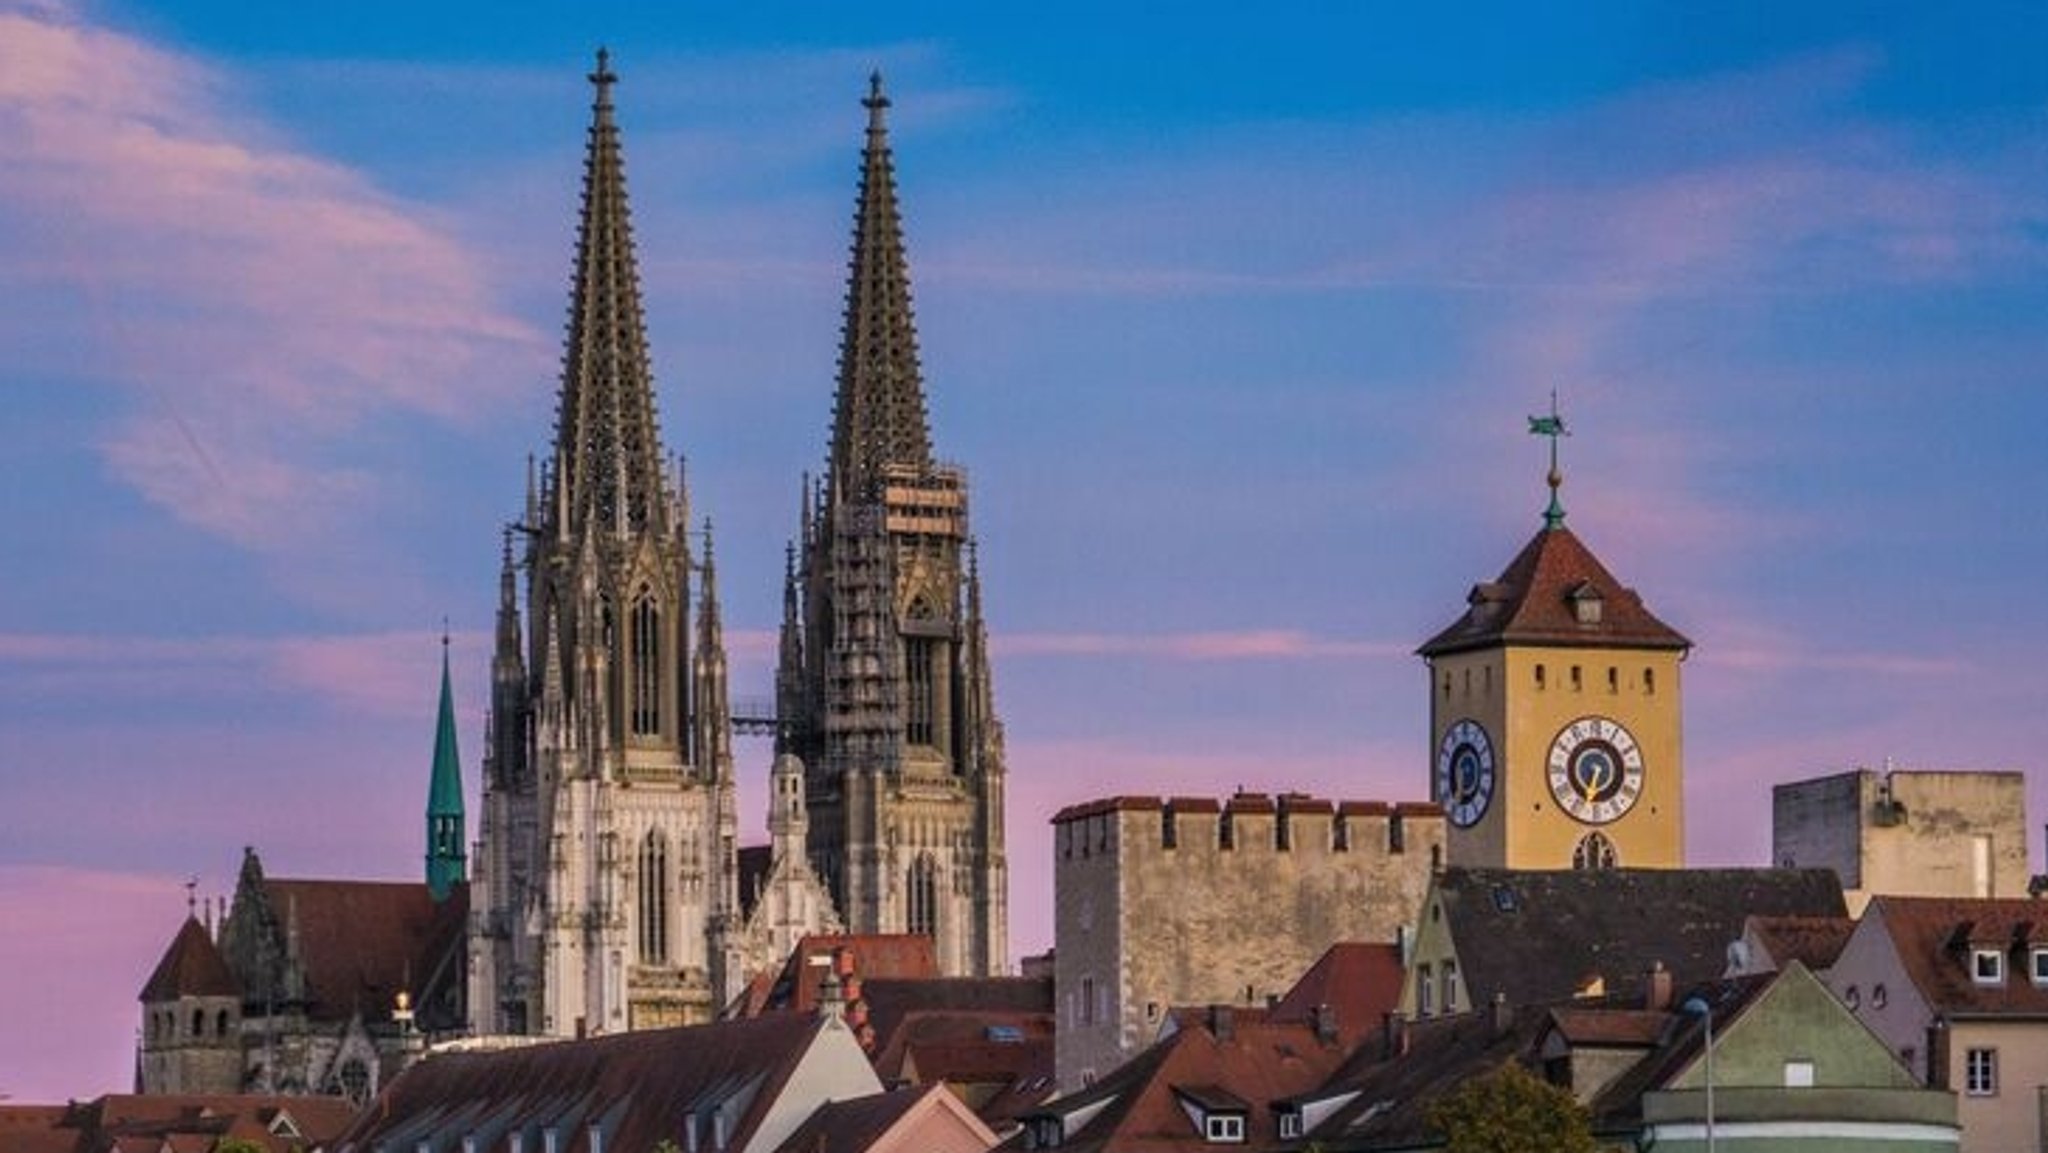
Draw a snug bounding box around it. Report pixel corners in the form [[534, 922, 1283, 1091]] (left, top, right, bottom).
[[1776, 769, 2029, 913], [1052, 793, 1441, 1088]]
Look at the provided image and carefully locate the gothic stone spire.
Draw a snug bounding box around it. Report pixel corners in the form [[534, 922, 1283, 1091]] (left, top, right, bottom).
[[828, 72, 935, 497], [550, 48, 672, 542]]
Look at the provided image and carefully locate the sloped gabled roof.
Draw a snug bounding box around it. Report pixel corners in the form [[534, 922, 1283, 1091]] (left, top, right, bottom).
[[1865, 896, 2048, 1016], [141, 917, 239, 1002], [341, 1015, 877, 1153], [1434, 868, 1846, 1010], [1418, 526, 1690, 657]]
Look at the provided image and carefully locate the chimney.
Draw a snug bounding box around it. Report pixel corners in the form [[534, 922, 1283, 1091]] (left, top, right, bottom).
[[1925, 1018, 1950, 1089], [1489, 992, 1512, 1038], [1645, 961, 1673, 1011], [1381, 1011, 1410, 1059], [1209, 1004, 1235, 1042], [1311, 1003, 1339, 1046]]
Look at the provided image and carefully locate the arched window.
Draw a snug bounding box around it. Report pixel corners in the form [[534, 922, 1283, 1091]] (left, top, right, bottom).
[[191, 1008, 204, 1037], [216, 1009, 230, 1037], [1573, 832, 1618, 871], [337, 1058, 371, 1107], [639, 830, 670, 964], [630, 594, 660, 736], [905, 636, 936, 746], [907, 854, 939, 938]]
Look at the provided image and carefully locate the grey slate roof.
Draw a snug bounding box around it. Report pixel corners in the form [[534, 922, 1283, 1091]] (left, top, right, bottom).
[[1436, 867, 1846, 1009]]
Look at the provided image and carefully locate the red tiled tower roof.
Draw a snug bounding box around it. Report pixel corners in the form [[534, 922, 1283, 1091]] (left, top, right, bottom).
[[140, 916, 238, 1002], [1418, 525, 1690, 657]]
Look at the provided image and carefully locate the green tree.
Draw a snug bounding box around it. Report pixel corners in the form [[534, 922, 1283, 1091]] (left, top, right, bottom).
[[214, 1139, 268, 1153], [1425, 1062, 1598, 1153]]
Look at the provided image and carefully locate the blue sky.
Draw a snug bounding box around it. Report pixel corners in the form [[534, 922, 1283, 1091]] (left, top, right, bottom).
[[5, 0, 2048, 1100]]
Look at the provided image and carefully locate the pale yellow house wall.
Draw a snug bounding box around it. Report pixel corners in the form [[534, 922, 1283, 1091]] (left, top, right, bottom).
[[1948, 1018, 2048, 1153]]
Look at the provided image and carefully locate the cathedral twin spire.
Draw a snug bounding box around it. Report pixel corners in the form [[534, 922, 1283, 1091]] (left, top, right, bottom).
[[830, 72, 937, 497], [551, 48, 676, 544]]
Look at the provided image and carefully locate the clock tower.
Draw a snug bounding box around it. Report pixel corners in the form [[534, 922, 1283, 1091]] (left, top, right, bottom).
[[1418, 407, 1692, 870]]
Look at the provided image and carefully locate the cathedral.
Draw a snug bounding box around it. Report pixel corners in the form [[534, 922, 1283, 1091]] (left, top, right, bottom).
[[775, 75, 1010, 978], [467, 54, 1010, 1039]]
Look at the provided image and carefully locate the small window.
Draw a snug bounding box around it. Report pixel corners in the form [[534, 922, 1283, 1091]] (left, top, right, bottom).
[[1570, 665, 1583, 691], [1441, 961, 1459, 1014], [1277, 1113, 1301, 1140], [1535, 665, 1546, 690], [1644, 667, 1656, 695], [1784, 1060, 1815, 1088], [1162, 808, 1178, 849], [1418, 963, 1434, 1017], [1972, 948, 2004, 985], [1441, 675, 1452, 698], [1606, 666, 1618, 693], [1872, 984, 1888, 1009], [1333, 815, 1350, 852], [1204, 1115, 1244, 1144], [1965, 1048, 1997, 1096], [1388, 812, 1406, 853], [1844, 985, 1861, 1011], [2031, 948, 2048, 986], [1219, 812, 1235, 850], [1081, 977, 1096, 1026]]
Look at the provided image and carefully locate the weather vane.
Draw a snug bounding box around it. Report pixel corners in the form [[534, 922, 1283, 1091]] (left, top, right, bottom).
[[1528, 390, 1570, 530]]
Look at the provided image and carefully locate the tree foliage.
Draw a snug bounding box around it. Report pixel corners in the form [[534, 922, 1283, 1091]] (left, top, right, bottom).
[[1425, 1062, 1598, 1153]]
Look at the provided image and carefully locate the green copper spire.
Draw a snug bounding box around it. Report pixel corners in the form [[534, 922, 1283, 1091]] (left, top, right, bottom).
[[1528, 391, 1569, 530], [426, 629, 466, 902]]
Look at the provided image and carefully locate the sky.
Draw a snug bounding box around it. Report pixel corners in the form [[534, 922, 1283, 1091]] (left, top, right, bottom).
[[5, 0, 2048, 1102]]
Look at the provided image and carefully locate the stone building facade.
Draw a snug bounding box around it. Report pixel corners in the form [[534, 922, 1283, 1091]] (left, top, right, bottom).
[[776, 74, 1008, 978], [1773, 767, 2031, 914], [1051, 793, 1443, 1088], [468, 53, 746, 1038]]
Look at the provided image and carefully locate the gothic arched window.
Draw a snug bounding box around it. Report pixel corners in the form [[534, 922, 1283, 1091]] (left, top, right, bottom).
[[639, 830, 670, 964], [1573, 832, 1618, 871], [337, 1058, 371, 1107], [907, 853, 939, 938], [630, 593, 661, 736], [904, 636, 936, 746]]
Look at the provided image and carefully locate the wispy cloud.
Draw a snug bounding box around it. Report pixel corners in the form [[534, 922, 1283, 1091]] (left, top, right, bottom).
[[0, 1, 546, 556], [997, 629, 1406, 662]]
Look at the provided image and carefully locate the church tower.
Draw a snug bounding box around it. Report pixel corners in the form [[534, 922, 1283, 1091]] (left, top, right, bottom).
[[1418, 407, 1691, 871], [426, 633, 466, 903], [470, 51, 738, 1037], [776, 74, 1009, 976]]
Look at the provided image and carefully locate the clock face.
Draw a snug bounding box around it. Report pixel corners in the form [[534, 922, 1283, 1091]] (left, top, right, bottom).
[[1547, 716, 1646, 825], [1434, 719, 1497, 828]]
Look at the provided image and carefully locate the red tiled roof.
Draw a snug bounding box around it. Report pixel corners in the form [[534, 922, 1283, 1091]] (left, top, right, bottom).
[[1269, 943, 1403, 1040], [1023, 1016, 1352, 1153], [140, 918, 239, 1002], [260, 879, 467, 1025], [1418, 525, 1690, 656], [27, 1095, 361, 1153], [769, 1086, 929, 1153], [1870, 896, 2048, 1016], [1543, 1007, 1670, 1047], [1746, 914, 1856, 972], [0, 1106, 75, 1153]]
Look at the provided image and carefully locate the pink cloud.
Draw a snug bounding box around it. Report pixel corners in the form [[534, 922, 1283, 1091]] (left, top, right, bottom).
[[0, 865, 195, 1103], [996, 629, 1406, 662], [0, 2, 547, 555]]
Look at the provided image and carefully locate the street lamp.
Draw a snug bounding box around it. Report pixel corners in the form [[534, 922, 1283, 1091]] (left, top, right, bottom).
[[1680, 996, 1716, 1153]]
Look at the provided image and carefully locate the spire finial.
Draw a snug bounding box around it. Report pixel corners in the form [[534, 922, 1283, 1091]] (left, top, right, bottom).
[[1528, 391, 1570, 530], [441, 617, 451, 652], [185, 876, 198, 917], [864, 70, 890, 135], [590, 47, 617, 112]]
